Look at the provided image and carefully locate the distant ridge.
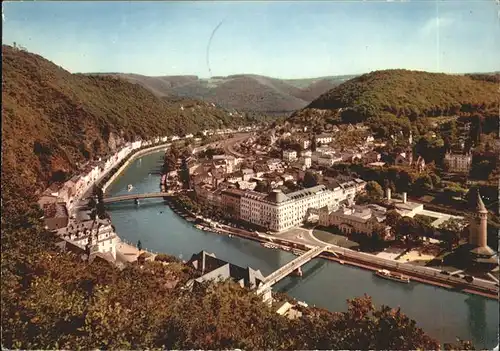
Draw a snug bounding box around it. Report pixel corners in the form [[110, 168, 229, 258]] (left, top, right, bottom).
[[95, 73, 357, 113]]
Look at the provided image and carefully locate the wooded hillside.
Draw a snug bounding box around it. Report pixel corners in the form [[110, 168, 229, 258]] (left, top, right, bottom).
[[2, 45, 241, 191], [289, 69, 498, 126]]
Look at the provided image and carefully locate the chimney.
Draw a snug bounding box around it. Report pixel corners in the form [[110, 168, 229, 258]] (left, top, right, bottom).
[[403, 192, 407, 204], [386, 188, 391, 201]]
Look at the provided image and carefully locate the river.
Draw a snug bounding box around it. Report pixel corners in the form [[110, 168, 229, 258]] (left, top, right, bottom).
[[106, 151, 499, 349]]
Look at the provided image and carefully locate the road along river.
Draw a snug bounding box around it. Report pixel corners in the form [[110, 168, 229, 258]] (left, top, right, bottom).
[[106, 151, 499, 349]]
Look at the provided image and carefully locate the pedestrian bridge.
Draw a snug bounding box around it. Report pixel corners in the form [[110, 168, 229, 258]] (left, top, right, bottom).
[[103, 192, 171, 204], [256, 245, 330, 296]]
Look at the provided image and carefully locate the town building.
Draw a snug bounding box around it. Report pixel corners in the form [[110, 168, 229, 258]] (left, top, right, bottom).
[[282, 150, 297, 162], [316, 134, 333, 145], [384, 188, 464, 228], [241, 168, 255, 181], [300, 156, 312, 169], [301, 139, 311, 150], [301, 150, 312, 158], [240, 185, 336, 232], [363, 150, 381, 164], [266, 159, 283, 172], [395, 151, 413, 166], [221, 188, 245, 219], [317, 154, 343, 167], [57, 217, 118, 260], [185, 251, 269, 300], [319, 204, 390, 239], [444, 152, 472, 173]]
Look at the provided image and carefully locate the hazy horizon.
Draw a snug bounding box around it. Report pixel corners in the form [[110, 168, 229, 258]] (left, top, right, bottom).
[[3, 1, 500, 79]]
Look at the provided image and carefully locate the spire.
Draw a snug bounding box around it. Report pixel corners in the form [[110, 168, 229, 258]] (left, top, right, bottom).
[[475, 189, 487, 213]]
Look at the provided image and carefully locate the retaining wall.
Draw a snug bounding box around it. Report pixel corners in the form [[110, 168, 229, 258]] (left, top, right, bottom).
[[102, 143, 171, 193]]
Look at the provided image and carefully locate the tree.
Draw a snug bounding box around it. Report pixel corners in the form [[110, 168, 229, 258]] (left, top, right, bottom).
[[470, 159, 494, 180], [88, 196, 97, 209], [94, 186, 104, 203], [438, 218, 466, 250], [395, 216, 418, 242], [137, 240, 142, 252], [413, 174, 433, 196], [311, 136, 317, 151], [284, 180, 300, 192], [365, 181, 384, 200], [303, 171, 319, 188], [371, 222, 387, 244], [180, 157, 191, 189], [254, 180, 271, 193], [385, 209, 402, 227]]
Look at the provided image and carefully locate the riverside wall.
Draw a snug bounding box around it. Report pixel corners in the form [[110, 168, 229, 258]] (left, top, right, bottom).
[[102, 143, 171, 193]]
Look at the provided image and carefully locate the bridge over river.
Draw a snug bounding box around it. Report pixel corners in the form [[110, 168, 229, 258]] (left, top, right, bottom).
[[256, 245, 330, 301], [103, 192, 171, 204]]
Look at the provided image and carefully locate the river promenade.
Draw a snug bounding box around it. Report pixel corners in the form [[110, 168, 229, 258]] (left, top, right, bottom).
[[165, 195, 499, 300]]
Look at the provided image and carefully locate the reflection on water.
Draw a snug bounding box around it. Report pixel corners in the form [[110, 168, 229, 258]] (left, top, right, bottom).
[[465, 295, 490, 347], [277, 260, 327, 294], [107, 151, 499, 349]]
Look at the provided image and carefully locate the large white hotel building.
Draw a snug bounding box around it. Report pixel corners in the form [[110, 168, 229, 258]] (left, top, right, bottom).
[[240, 185, 338, 232]]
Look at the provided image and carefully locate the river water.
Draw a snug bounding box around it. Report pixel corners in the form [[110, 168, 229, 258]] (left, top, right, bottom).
[[107, 151, 499, 349]]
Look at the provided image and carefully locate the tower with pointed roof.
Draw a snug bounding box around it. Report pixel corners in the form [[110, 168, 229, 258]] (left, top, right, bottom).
[[468, 190, 497, 266], [469, 190, 488, 247]]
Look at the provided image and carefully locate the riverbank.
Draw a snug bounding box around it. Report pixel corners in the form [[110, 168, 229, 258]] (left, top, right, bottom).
[[102, 142, 172, 193], [165, 195, 499, 300]]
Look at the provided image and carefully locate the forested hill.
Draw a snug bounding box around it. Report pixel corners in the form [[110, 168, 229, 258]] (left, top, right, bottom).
[[288, 69, 498, 127], [1, 45, 240, 192]]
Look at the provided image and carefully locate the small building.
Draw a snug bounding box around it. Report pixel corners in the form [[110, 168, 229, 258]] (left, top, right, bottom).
[[316, 134, 333, 146], [395, 151, 413, 166], [363, 150, 381, 164], [185, 251, 267, 296], [319, 204, 390, 239], [444, 152, 472, 174], [301, 139, 311, 150], [283, 150, 297, 162]]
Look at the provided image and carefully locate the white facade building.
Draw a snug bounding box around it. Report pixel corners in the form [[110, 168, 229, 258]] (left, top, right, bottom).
[[316, 134, 333, 145], [283, 150, 297, 162], [240, 185, 336, 232], [444, 152, 472, 173], [58, 218, 118, 259]]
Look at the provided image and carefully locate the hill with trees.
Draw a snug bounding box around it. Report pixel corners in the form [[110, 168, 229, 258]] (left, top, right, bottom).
[[288, 69, 498, 131], [1, 45, 251, 191], [100, 73, 355, 114]]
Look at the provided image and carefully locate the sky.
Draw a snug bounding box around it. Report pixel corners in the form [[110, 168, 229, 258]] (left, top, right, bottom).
[[2, 1, 500, 79]]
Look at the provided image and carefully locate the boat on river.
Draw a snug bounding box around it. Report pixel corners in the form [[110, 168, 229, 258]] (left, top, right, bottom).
[[127, 184, 133, 192], [375, 269, 410, 283]]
